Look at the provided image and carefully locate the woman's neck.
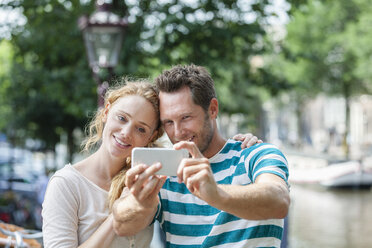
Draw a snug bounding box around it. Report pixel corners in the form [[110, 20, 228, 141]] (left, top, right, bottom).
[[92, 148, 126, 180], [74, 148, 127, 191]]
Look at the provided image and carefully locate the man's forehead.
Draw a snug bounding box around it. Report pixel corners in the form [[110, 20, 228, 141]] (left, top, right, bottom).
[[159, 89, 198, 119], [159, 88, 193, 105]]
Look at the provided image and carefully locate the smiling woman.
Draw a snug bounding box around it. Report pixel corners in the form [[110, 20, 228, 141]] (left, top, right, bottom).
[[41, 80, 165, 248]]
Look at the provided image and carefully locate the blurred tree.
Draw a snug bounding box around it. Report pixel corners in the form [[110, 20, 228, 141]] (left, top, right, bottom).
[[116, 0, 293, 136], [1, 0, 96, 164], [0, 40, 13, 133], [268, 0, 371, 158], [344, 2, 372, 91], [0, 0, 296, 162]]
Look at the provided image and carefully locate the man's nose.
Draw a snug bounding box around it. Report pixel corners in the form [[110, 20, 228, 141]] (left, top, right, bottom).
[[174, 122, 185, 140]]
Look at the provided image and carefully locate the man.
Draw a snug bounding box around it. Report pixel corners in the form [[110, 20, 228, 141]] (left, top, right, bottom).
[[113, 64, 290, 247]]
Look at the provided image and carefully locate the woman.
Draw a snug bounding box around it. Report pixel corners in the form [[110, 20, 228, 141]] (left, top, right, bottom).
[[42, 79, 261, 248], [42, 80, 164, 248]]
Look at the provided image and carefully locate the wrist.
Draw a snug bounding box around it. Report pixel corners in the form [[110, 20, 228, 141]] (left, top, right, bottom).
[[122, 193, 158, 216], [211, 185, 231, 210]]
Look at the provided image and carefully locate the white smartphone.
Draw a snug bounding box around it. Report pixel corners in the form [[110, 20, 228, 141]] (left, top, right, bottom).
[[131, 147, 189, 176]]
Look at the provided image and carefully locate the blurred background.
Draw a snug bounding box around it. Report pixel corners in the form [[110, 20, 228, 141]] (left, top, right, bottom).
[[0, 0, 371, 247]]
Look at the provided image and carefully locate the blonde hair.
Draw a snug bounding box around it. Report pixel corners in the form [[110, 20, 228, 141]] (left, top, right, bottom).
[[81, 79, 163, 211]]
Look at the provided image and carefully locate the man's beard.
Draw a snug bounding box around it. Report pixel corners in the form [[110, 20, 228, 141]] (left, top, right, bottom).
[[198, 112, 214, 154]]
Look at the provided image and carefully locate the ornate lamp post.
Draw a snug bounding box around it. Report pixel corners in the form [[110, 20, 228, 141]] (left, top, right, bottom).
[[79, 1, 128, 107]]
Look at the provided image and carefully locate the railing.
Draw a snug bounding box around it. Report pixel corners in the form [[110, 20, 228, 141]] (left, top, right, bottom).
[[0, 221, 42, 248]]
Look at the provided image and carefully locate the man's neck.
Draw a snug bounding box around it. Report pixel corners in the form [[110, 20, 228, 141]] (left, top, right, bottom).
[[202, 131, 226, 159]]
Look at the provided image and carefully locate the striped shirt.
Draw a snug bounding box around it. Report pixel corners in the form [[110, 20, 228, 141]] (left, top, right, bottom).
[[156, 140, 289, 248]]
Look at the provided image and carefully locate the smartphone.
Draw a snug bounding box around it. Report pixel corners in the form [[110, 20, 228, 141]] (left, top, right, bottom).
[[131, 147, 189, 176]]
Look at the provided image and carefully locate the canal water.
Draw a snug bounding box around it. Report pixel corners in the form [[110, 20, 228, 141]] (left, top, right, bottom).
[[288, 184, 372, 248]]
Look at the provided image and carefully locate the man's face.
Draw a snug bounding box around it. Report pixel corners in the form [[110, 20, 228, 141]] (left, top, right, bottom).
[[159, 87, 214, 153]]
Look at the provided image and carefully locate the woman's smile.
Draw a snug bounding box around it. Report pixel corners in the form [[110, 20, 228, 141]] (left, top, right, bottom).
[[113, 135, 131, 149]]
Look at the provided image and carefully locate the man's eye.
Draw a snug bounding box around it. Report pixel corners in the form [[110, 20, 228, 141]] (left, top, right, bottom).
[[182, 116, 190, 120], [163, 121, 173, 126], [138, 127, 146, 133]]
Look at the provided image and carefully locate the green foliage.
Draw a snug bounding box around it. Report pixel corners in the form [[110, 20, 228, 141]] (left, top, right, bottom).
[[0, 40, 13, 131], [273, 0, 371, 97], [344, 2, 372, 90], [0, 0, 296, 159], [115, 0, 292, 114], [3, 0, 96, 152], [268, 0, 372, 156]]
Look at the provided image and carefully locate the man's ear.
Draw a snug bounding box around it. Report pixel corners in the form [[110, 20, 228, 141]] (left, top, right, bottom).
[[208, 98, 219, 119], [102, 103, 111, 123]]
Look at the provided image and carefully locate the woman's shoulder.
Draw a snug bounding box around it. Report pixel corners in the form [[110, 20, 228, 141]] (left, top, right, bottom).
[[43, 165, 82, 204], [49, 164, 82, 185]]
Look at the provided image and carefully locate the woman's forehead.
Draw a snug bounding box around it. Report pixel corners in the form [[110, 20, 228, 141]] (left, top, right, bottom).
[[112, 95, 159, 125]]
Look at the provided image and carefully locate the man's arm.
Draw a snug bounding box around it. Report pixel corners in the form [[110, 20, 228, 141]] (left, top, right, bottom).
[[112, 164, 166, 236], [212, 174, 290, 220], [175, 141, 290, 220]]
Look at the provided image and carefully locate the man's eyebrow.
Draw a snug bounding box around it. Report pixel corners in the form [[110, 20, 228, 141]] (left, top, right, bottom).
[[117, 110, 152, 129], [161, 118, 171, 123], [161, 112, 193, 122]]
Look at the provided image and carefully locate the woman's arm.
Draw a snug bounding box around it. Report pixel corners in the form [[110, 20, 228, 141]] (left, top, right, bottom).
[[113, 166, 165, 236], [42, 176, 116, 248], [78, 214, 115, 248]]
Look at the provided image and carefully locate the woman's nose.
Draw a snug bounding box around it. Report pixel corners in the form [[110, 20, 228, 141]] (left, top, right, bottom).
[[120, 123, 134, 138]]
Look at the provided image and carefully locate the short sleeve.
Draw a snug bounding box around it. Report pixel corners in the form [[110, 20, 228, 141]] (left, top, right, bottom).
[[244, 143, 289, 183], [42, 176, 79, 248]]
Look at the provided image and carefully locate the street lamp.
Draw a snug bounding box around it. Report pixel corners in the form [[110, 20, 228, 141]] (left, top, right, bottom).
[[79, 1, 128, 107]]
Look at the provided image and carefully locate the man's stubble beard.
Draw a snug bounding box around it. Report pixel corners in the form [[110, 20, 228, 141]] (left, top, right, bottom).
[[198, 112, 214, 154]]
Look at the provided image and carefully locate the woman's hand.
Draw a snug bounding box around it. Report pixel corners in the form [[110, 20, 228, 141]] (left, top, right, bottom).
[[232, 133, 263, 149]]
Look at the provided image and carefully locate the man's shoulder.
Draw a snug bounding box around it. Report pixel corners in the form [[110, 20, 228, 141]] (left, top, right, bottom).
[[238, 142, 286, 164], [212, 140, 286, 166], [243, 142, 282, 153], [209, 139, 243, 163], [219, 139, 243, 153]]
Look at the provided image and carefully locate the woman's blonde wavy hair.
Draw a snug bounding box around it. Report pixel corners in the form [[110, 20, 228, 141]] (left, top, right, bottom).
[[81, 79, 164, 211]]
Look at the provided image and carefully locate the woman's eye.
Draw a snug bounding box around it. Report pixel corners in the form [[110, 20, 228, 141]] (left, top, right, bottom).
[[138, 127, 146, 133], [118, 116, 126, 122]]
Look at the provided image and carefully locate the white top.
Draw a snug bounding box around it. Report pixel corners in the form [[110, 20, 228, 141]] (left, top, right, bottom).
[[42, 164, 153, 248]]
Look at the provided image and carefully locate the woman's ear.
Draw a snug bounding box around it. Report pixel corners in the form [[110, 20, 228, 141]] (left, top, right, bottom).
[[102, 103, 111, 123], [208, 98, 219, 119]]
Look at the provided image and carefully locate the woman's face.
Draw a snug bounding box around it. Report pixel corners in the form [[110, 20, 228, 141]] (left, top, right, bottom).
[[101, 95, 159, 160]]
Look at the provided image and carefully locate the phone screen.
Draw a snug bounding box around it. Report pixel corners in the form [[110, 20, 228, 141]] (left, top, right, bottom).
[[131, 147, 189, 176]]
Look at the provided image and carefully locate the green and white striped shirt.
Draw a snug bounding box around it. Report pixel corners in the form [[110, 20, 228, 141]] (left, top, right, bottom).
[[156, 140, 289, 248]]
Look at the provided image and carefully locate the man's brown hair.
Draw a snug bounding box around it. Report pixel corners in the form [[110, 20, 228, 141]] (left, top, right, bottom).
[[155, 64, 217, 111]]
